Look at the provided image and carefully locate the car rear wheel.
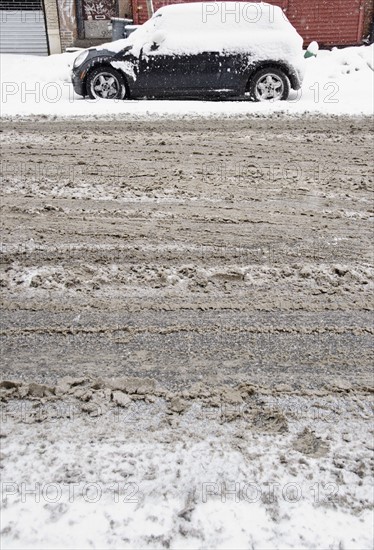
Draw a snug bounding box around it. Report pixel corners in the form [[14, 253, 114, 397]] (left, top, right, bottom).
[[248, 67, 290, 102], [87, 67, 126, 100]]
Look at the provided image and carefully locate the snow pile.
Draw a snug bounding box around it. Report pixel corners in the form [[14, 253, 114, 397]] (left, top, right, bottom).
[[0, 51, 78, 85], [302, 44, 374, 113], [327, 45, 374, 75], [0, 44, 373, 117]]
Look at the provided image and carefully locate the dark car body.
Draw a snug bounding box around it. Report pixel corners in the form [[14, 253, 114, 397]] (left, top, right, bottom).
[[72, 49, 302, 100]]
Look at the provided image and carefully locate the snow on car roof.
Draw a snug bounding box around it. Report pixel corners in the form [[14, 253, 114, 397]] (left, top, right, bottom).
[[154, 2, 288, 29], [98, 1, 302, 65]]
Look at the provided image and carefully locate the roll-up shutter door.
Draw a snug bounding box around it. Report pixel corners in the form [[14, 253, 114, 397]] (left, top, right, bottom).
[[0, 0, 49, 55], [287, 0, 365, 46]]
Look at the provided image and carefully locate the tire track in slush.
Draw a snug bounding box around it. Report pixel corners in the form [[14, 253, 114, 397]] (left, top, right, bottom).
[[0, 116, 373, 390]]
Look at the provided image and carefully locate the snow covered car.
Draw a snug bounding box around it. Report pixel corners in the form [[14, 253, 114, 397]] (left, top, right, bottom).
[[71, 2, 305, 102]]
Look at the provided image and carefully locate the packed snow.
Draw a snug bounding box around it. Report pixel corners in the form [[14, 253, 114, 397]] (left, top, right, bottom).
[[0, 44, 373, 117]]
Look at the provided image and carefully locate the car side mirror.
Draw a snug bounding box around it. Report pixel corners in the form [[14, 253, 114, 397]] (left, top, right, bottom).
[[304, 41, 319, 58], [151, 31, 166, 49], [121, 45, 133, 56]]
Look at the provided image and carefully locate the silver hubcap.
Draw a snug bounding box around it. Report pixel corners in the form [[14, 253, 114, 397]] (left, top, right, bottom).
[[255, 74, 284, 101], [91, 72, 121, 99]]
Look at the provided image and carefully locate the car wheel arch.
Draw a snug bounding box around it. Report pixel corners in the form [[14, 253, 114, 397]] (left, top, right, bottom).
[[85, 61, 131, 98], [246, 61, 298, 91]]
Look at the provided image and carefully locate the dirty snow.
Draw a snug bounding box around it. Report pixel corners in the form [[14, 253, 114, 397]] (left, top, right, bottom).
[[1, 380, 373, 550]]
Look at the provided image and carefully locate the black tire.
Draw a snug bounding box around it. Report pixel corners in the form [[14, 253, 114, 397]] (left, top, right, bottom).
[[86, 66, 126, 100], [248, 67, 290, 102]]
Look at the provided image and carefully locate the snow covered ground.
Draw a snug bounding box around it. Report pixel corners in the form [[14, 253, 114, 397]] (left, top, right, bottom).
[[0, 44, 373, 117], [1, 380, 373, 550]]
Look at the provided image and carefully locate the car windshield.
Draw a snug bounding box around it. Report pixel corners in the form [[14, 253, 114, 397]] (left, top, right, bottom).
[[125, 13, 161, 48]]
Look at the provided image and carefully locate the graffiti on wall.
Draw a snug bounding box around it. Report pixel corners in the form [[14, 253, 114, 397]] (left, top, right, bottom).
[[83, 0, 117, 20]]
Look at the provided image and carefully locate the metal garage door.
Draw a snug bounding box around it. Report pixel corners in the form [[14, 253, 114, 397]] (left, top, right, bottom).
[[0, 0, 49, 55], [286, 0, 365, 46]]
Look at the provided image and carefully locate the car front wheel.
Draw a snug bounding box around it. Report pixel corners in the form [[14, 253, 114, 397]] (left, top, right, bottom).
[[248, 67, 290, 102], [87, 67, 126, 100]]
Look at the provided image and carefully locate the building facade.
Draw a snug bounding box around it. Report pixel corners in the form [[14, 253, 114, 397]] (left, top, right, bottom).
[[0, 0, 373, 55], [0, 0, 131, 54]]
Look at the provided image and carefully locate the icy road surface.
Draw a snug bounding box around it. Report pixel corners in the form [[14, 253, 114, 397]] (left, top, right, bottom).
[[0, 115, 373, 549]]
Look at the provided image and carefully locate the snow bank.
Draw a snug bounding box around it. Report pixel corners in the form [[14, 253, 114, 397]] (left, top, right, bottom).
[[0, 44, 373, 117]]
